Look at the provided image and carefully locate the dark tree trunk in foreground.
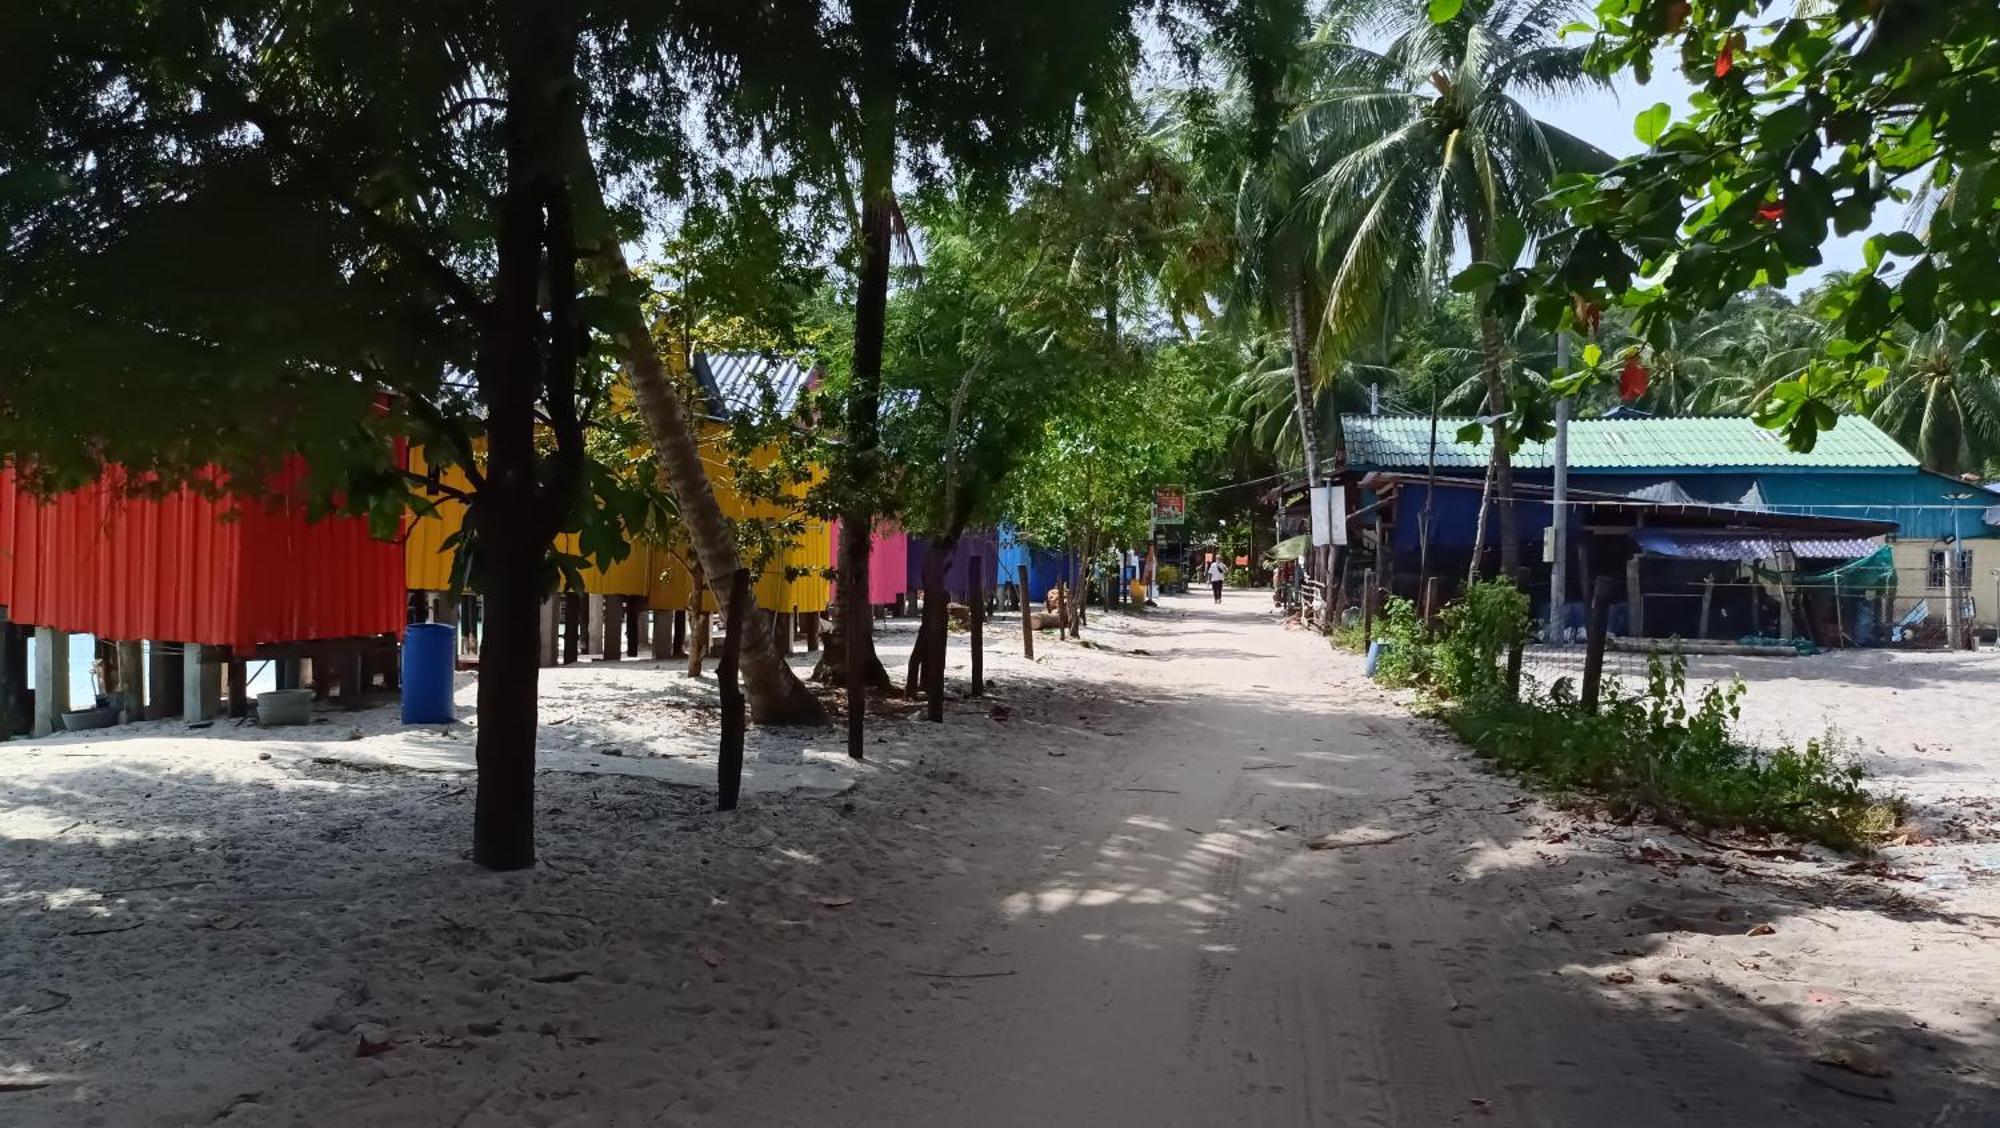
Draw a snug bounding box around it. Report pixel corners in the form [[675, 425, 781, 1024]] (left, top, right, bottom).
[[472, 1, 585, 871], [1288, 277, 1324, 491], [1463, 213, 1518, 578]]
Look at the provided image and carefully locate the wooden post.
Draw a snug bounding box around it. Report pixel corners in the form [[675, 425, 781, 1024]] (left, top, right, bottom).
[[717, 568, 749, 812], [226, 655, 249, 719], [33, 626, 68, 736], [1581, 576, 1614, 713], [1506, 569, 1529, 697], [628, 599, 645, 657], [671, 609, 687, 657], [0, 609, 17, 739], [969, 556, 984, 697], [925, 548, 946, 723], [1421, 575, 1440, 626], [1625, 554, 1645, 638], [343, 650, 367, 710], [561, 592, 580, 665], [802, 609, 820, 653], [1361, 568, 1377, 649], [115, 639, 144, 723], [650, 611, 671, 660], [1698, 574, 1715, 640], [1018, 564, 1035, 660], [598, 596, 622, 661], [1777, 552, 1797, 642]]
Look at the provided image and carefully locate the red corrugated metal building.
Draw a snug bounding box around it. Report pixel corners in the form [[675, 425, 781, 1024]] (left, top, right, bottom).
[[0, 463, 405, 651]]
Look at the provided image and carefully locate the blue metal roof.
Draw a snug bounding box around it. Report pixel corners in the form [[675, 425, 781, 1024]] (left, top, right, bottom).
[[692, 352, 817, 419]]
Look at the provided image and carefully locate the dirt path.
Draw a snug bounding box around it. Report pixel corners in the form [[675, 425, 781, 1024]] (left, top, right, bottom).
[[3, 592, 1994, 1125], [726, 591, 1999, 1127]]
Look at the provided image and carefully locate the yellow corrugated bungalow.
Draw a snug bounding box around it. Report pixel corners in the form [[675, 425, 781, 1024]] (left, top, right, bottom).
[[405, 348, 831, 616]]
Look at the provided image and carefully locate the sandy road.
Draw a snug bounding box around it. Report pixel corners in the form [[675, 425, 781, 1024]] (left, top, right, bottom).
[[729, 590, 1995, 1127]]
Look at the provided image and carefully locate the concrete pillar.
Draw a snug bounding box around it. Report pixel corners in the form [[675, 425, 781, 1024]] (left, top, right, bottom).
[[629, 601, 648, 657], [183, 643, 220, 724], [537, 597, 559, 668], [598, 595, 623, 661], [32, 626, 69, 737], [115, 640, 145, 723]]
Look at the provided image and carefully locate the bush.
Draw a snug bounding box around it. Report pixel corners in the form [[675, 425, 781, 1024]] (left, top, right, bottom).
[[1375, 578, 1891, 851], [1156, 563, 1181, 589]]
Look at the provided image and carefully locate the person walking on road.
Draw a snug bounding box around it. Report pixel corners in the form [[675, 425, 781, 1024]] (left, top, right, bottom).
[[1207, 558, 1227, 603]]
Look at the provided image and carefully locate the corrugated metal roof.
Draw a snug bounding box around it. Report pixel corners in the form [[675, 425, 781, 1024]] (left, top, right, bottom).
[[693, 352, 816, 419], [1342, 415, 1918, 473], [1630, 530, 1885, 561]]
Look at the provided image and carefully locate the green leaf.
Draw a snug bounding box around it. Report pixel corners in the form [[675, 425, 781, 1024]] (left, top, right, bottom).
[[1428, 0, 1463, 23], [1495, 216, 1527, 267], [1581, 342, 1603, 367], [1633, 103, 1671, 147], [1900, 258, 1938, 327], [1454, 421, 1484, 443], [1449, 261, 1502, 293]]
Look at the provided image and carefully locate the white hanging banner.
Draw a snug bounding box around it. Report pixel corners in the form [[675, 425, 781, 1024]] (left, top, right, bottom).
[[1309, 486, 1346, 547]]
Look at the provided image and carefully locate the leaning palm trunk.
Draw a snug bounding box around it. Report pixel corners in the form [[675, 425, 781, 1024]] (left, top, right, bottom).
[[1287, 278, 1324, 491], [565, 119, 825, 725]]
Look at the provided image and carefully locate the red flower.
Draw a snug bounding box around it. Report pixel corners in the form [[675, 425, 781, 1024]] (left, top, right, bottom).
[[1756, 202, 1786, 222], [1620, 354, 1650, 402], [1715, 39, 1734, 77]]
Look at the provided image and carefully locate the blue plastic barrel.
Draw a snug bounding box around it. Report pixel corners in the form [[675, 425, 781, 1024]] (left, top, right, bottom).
[[401, 623, 456, 724]]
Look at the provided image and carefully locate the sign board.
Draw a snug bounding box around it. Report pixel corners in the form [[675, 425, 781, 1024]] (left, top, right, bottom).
[[1309, 486, 1346, 547], [1151, 487, 1186, 525]]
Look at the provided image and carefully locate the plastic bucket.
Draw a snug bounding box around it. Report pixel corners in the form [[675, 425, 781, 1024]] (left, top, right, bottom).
[[401, 623, 456, 724]]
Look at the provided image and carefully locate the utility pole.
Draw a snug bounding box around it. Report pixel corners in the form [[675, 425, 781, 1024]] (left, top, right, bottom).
[[1548, 332, 1571, 643], [1368, 383, 1380, 416]]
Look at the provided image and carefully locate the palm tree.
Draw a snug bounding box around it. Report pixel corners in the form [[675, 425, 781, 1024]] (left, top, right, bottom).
[[1307, 0, 1612, 575], [1869, 327, 2000, 476]]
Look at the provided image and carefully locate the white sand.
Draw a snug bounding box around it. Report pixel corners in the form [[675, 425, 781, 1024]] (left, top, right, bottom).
[[3, 597, 1996, 1125]]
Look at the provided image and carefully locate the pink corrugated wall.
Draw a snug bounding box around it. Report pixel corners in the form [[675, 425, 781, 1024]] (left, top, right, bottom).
[[827, 519, 909, 606]]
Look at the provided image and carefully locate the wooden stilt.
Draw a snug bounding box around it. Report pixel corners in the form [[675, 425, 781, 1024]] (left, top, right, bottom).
[[1019, 565, 1034, 660], [969, 556, 984, 696], [150, 643, 184, 718]]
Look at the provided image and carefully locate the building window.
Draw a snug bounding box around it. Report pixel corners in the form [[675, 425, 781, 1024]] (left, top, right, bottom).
[[1927, 547, 1973, 589]]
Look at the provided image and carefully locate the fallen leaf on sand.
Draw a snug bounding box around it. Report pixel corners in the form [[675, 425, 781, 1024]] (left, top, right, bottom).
[[1657, 972, 1681, 985], [816, 896, 855, 908], [420, 1032, 469, 1050], [1746, 922, 1777, 937], [698, 946, 725, 969], [1603, 970, 1635, 985], [354, 1033, 394, 1058]]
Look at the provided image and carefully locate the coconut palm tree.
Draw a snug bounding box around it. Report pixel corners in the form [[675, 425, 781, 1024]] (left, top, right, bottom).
[[1868, 327, 2000, 477], [1306, 0, 1612, 574]]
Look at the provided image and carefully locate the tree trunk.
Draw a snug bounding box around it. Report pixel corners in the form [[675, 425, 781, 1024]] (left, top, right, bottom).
[[1288, 278, 1324, 489], [1462, 213, 1518, 578], [1477, 311, 1519, 577], [562, 115, 823, 726], [471, 0, 584, 871]]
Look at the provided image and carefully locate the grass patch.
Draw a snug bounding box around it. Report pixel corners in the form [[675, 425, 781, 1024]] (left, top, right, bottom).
[[1376, 581, 1896, 852]]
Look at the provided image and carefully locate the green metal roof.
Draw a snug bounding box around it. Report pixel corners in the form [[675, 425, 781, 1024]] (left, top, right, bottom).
[[1340, 414, 1918, 474]]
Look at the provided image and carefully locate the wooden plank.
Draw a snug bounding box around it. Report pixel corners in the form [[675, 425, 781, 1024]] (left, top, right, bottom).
[[1361, 569, 1376, 649], [1626, 554, 1645, 637]]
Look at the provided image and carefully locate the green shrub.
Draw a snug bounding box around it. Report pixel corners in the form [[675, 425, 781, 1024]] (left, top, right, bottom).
[[1156, 563, 1181, 588], [1442, 654, 1894, 851], [1374, 578, 1891, 851]]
